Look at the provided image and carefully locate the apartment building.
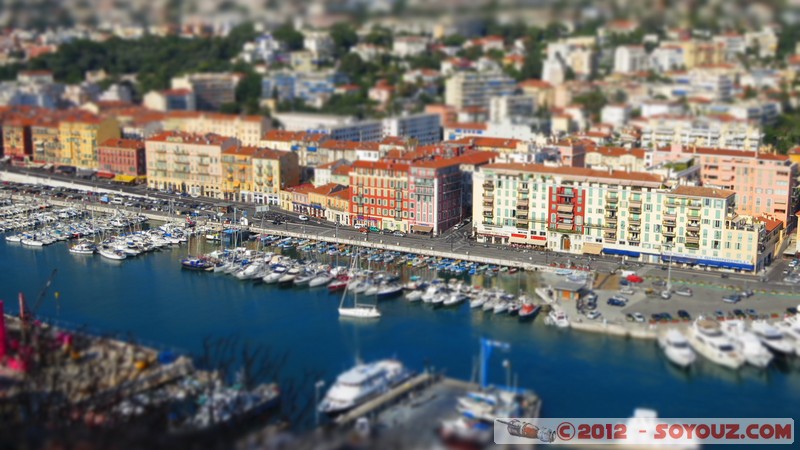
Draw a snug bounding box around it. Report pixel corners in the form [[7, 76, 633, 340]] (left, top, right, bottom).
[[635, 115, 762, 151], [2, 116, 33, 160], [381, 113, 441, 146], [171, 73, 241, 111], [56, 111, 120, 168], [143, 88, 196, 111], [444, 72, 517, 110], [654, 145, 798, 225], [261, 70, 347, 108], [145, 131, 238, 198], [251, 148, 301, 206], [221, 146, 256, 203], [165, 112, 269, 146], [583, 147, 647, 172], [349, 161, 411, 231], [31, 118, 60, 163], [473, 164, 772, 272], [307, 183, 349, 222], [613, 45, 649, 74], [97, 138, 146, 178], [408, 159, 464, 235]]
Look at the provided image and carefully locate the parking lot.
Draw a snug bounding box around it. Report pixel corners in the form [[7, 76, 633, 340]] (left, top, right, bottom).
[[562, 271, 800, 328]]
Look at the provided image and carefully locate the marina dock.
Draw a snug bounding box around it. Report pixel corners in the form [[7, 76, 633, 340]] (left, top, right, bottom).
[[330, 372, 541, 449]]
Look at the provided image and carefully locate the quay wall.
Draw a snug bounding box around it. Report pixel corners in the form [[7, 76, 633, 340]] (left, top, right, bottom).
[[248, 225, 562, 273]]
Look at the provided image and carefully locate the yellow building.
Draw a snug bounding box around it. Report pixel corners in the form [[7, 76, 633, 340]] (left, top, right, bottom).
[[145, 131, 238, 198], [162, 111, 270, 146], [251, 148, 301, 206], [32, 118, 61, 164], [221, 146, 256, 202], [307, 183, 349, 224], [56, 111, 120, 168]]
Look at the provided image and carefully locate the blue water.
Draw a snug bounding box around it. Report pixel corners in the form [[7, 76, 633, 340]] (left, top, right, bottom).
[[1, 239, 799, 436]]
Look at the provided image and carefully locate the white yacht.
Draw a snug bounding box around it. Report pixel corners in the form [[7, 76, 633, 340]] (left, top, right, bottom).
[[720, 321, 773, 368], [4, 234, 22, 243], [774, 317, 800, 355], [546, 308, 570, 328], [309, 272, 334, 288], [405, 290, 423, 302], [69, 240, 96, 255], [338, 256, 381, 319], [657, 329, 696, 368], [318, 359, 410, 415], [98, 246, 127, 260], [750, 321, 795, 355], [687, 319, 745, 370]]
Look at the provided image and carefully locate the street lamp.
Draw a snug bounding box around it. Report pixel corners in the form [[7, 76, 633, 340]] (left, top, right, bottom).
[[314, 380, 325, 427]]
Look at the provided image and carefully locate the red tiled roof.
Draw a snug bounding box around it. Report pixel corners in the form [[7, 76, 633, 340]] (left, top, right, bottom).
[[672, 185, 735, 199], [146, 131, 231, 145], [352, 160, 409, 172], [757, 215, 782, 233], [99, 138, 144, 150], [450, 136, 520, 149], [222, 145, 259, 156], [484, 163, 663, 184]]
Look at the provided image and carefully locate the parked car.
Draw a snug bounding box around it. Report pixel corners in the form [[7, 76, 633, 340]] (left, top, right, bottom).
[[652, 280, 667, 287], [607, 297, 626, 307], [393, 231, 405, 237], [298, 215, 309, 221], [677, 310, 691, 320], [632, 312, 646, 323], [660, 290, 671, 300], [380, 228, 391, 235], [733, 309, 746, 318], [722, 294, 741, 304], [586, 311, 602, 320], [675, 286, 693, 297], [620, 286, 635, 295], [584, 300, 597, 311], [368, 226, 380, 232], [714, 310, 726, 320], [745, 309, 758, 319], [740, 289, 754, 298]]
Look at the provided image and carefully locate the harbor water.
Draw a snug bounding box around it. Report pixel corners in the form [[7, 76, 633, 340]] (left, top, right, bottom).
[[1, 237, 799, 433]]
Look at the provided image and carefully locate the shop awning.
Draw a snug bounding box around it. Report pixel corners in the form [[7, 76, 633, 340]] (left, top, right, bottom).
[[113, 174, 136, 183], [602, 248, 641, 258], [557, 204, 574, 213], [582, 242, 603, 255], [412, 224, 433, 233], [529, 237, 547, 246], [509, 236, 529, 244]]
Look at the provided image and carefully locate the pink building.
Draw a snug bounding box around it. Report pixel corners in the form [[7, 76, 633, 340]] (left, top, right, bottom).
[[655, 144, 798, 225], [97, 138, 146, 177]]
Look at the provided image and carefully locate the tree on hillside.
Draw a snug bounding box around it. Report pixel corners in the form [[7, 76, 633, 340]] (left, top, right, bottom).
[[273, 23, 304, 51], [330, 23, 359, 58]]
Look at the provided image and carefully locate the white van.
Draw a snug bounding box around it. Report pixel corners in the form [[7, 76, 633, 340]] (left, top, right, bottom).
[[110, 197, 124, 205]]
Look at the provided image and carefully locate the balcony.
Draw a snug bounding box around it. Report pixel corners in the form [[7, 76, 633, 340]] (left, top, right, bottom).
[[483, 200, 493, 207], [483, 192, 494, 200], [517, 204, 529, 211], [687, 222, 700, 231], [685, 233, 700, 243], [688, 201, 702, 209], [663, 228, 676, 236], [603, 221, 617, 230], [662, 218, 676, 227], [606, 203, 618, 211], [557, 197, 574, 205], [517, 214, 529, 221], [629, 217, 641, 225], [483, 211, 493, 218], [556, 223, 573, 231], [664, 199, 678, 207], [685, 242, 700, 249], [483, 182, 494, 191], [558, 189, 575, 197], [628, 225, 640, 233], [519, 187, 529, 194], [606, 195, 619, 203], [629, 234, 640, 242]]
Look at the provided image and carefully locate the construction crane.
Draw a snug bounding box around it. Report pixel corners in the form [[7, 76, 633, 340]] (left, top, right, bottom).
[[19, 269, 58, 324]]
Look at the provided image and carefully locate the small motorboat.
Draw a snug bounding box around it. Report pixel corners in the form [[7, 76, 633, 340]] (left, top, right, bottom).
[[518, 303, 541, 322]]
